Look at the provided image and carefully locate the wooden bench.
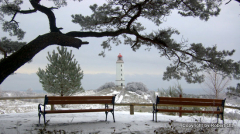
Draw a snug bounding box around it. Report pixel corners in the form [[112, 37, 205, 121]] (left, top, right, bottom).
[[38, 95, 116, 125], [153, 96, 226, 123]]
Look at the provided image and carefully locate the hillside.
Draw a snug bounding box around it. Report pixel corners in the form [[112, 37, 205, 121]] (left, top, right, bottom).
[[0, 87, 154, 114], [1, 87, 240, 116]]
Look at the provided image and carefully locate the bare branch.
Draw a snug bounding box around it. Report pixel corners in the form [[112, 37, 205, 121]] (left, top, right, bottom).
[[225, 0, 232, 5], [225, 0, 240, 4], [203, 70, 230, 99], [131, 37, 139, 48]]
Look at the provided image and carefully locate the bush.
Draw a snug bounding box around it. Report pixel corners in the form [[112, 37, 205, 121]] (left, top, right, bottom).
[[96, 82, 115, 92], [157, 84, 204, 116], [158, 84, 183, 97], [227, 83, 240, 98], [125, 82, 148, 92]]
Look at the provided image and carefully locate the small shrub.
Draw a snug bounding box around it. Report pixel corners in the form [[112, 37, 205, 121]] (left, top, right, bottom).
[[125, 82, 148, 94], [96, 82, 115, 92]]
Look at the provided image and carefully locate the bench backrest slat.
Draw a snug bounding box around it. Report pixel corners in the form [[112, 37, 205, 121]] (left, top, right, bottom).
[[156, 96, 224, 107], [47, 100, 113, 105], [157, 109, 223, 114], [158, 97, 223, 103], [44, 95, 115, 105], [159, 100, 222, 107], [47, 96, 114, 100]]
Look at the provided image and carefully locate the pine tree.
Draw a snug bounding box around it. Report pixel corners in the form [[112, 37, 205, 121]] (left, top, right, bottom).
[[37, 46, 84, 96]]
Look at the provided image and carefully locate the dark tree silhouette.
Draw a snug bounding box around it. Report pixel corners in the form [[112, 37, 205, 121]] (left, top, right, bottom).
[[0, 0, 240, 84]]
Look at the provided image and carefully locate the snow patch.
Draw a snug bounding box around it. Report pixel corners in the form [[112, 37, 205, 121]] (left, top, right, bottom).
[[116, 95, 123, 103]]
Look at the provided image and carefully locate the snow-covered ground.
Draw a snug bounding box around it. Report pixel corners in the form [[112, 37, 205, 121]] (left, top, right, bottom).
[[0, 89, 240, 134], [0, 111, 240, 134]]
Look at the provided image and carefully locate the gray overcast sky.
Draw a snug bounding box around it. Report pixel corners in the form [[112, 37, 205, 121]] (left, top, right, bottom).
[[0, 0, 240, 94]]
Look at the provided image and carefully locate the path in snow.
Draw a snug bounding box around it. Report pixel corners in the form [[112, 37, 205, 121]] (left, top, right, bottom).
[[115, 88, 125, 103]]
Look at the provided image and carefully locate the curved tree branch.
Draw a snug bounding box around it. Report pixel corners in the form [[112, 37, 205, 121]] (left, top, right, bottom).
[[0, 32, 88, 84], [6, 2, 37, 22], [65, 29, 168, 47], [226, 0, 240, 4], [127, 4, 142, 29], [30, 0, 61, 33]]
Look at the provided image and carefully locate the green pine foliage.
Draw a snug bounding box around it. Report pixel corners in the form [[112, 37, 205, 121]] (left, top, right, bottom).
[[0, 37, 26, 58], [37, 46, 84, 96]]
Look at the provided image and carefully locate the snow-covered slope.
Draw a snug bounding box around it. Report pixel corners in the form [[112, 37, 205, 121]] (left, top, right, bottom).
[[0, 88, 153, 114]]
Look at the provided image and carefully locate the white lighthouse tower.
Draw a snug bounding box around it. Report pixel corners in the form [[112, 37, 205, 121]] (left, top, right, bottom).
[[116, 53, 125, 87]]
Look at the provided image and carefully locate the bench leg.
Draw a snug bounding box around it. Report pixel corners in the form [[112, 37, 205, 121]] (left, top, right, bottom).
[[154, 104, 158, 122], [155, 111, 157, 122], [105, 111, 108, 121], [152, 104, 155, 121], [222, 113, 224, 124], [38, 114, 41, 124], [111, 111, 115, 122], [43, 114, 46, 125], [38, 113, 41, 124], [38, 104, 41, 124], [153, 111, 154, 121]]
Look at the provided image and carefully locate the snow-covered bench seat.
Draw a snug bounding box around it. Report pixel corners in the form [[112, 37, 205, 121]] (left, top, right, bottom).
[[153, 96, 226, 123], [38, 95, 116, 125]]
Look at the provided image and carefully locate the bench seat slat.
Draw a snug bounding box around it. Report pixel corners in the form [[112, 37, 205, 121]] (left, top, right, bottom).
[[156, 109, 223, 114], [47, 100, 113, 104], [159, 101, 222, 106], [41, 109, 114, 114]]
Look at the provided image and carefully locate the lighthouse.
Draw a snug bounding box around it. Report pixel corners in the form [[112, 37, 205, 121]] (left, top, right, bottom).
[[116, 53, 125, 87]]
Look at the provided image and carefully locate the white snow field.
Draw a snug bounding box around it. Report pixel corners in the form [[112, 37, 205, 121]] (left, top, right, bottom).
[[0, 110, 239, 134], [0, 89, 240, 134]]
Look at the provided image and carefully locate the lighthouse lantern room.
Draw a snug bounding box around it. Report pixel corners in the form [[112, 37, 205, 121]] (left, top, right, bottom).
[[116, 53, 125, 87]]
